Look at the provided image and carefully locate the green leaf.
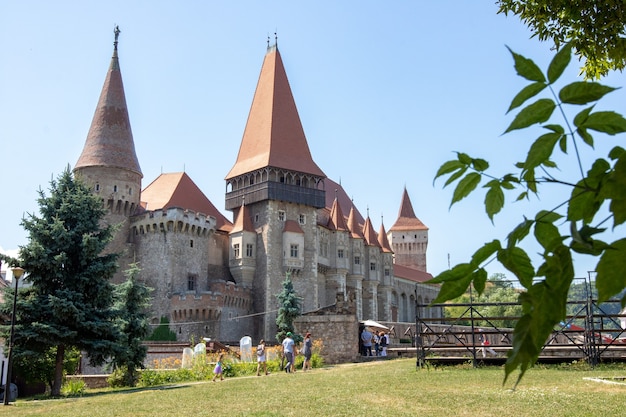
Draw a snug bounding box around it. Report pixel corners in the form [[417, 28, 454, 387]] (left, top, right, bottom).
[[559, 82, 618, 104], [498, 247, 535, 288], [507, 46, 546, 82], [429, 264, 475, 303], [471, 158, 489, 172], [457, 152, 472, 165], [444, 166, 468, 187], [558, 135, 567, 153], [535, 210, 563, 224], [470, 240, 501, 266], [579, 111, 626, 135], [507, 82, 547, 113], [485, 183, 505, 220], [596, 238, 626, 302], [450, 172, 481, 207], [504, 99, 556, 133], [471, 268, 488, 296], [523, 132, 562, 172], [547, 43, 572, 83], [534, 220, 562, 253], [506, 218, 533, 248], [434, 159, 464, 181], [576, 127, 594, 147]]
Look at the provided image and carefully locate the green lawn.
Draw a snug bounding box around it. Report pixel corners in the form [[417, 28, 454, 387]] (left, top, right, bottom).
[[3, 359, 626, 417]]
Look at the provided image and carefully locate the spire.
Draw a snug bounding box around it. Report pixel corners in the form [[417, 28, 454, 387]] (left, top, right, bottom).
[[74, 26, 142, 177], [225, 46, 325, 180], [347, 206, 364, 239], [327, 195, 348, 231], [362, 216, 380, 247], [377, 218, 393, 253], [390, 187, 427, 231]]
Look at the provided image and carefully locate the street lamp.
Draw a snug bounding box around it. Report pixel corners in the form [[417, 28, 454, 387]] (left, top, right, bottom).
[[3, 266, 24, 405]]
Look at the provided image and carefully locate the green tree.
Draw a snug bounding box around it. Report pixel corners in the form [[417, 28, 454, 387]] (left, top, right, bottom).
[[275, 273, 302, 343], [497, 0, 626, 79], [1, 168, 120, 396], [110, 263, 152, 387], [432, 44, 626, 385]]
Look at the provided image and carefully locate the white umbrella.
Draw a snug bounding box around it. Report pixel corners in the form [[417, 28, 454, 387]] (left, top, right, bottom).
[[361, 319, 389, 330]]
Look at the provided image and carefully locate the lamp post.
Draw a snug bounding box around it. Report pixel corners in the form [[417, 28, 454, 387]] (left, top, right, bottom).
[[3, 267, 24, 405]]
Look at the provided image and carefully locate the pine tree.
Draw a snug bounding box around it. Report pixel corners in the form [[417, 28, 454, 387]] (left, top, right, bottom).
[[275, 273, 302, 343], [110, 263, 152, 387], [8, 167, 120, 396]]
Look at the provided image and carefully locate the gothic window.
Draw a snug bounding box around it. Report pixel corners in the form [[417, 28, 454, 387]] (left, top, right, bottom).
[[299, 214, 306, 225], [278, 210, 285, 221], [354, 256, 361, 265], [246, 243, 253, 257], [338, 249, 344, 258], [187, 274, 196, 292], [370, 262, 376, 271], [234, 243, 240, 258], [290, 244, 299, 258]]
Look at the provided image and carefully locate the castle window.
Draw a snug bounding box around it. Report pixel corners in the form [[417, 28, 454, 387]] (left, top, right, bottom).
[[255, 214, 259, 222], [338, 249, 344, 258], [290, 244, 299, 258], [278, 210, 285, 221], [234, 243, 240, 258], [190, 239, 194, 248], [129, 188, 132, 195], [299, 214, 306, 225], [113, 185, 118, 192], [385, 268, 390, 277], [370, 262, 376, 271], [246, 243, 253, 257], [187, 274, 197, 292], [354, 256, 360, 265], [95, 183, 100, 192]]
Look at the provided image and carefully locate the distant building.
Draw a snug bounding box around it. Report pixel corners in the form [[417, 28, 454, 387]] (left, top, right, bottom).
[[73, 33, 440, 343]]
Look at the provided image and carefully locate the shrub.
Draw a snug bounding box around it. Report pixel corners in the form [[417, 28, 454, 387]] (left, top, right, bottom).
[[61, 379, 86, 397]]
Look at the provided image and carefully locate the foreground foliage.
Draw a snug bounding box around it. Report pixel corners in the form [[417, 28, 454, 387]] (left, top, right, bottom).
[[497, 0, 626, 78], [432, 44, 626, 384]]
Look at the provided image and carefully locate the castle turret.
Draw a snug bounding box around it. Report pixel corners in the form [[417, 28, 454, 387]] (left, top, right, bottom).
[[225, 43, 326, 338], [73, 27, 142, 280], [388, 187, 428, 271], [229, 201, 257, 287]]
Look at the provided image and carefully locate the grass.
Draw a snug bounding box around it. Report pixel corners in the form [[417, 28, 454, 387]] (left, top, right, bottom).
[[3, 359, 626, 417]]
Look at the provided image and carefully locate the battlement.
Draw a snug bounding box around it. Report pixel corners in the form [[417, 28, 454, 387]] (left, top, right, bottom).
[[131, 207, 217, 237], [170, 280, 253, 323]]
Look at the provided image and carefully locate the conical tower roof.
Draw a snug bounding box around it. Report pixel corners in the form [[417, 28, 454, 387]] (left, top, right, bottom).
[[362, 216, 380, 247], [225, 45, 325, 180], [75, 28, 142, 177], [327, 196, 348, 231], [231, 201, 255, 233], [378, 220, 393, 253], [390, 187, 428, 231]]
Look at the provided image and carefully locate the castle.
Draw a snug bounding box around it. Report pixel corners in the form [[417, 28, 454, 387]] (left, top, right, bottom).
[[73, 31, 440, 343]]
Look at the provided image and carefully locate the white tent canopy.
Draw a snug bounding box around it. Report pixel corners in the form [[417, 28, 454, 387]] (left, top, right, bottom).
[[360, 319, 389, 330]]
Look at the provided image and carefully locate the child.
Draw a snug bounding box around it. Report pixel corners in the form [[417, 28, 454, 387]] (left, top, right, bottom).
[[256, 339, 268, 376], [212, 353, 224, 381]]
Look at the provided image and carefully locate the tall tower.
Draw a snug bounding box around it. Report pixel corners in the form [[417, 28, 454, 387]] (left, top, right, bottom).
[[388, 188, 428, 271], [74, 27, 142, 280], [225, 43, 326, 339]]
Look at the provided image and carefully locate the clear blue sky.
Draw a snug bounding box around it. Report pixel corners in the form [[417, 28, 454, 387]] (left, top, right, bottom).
[[1, 1, 623, 280]]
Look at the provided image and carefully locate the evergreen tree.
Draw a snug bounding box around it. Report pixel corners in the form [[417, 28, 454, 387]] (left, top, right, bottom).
[[275, 273, 302, 343], [110, 263, 152, 387], [5, 168, 120, 396]]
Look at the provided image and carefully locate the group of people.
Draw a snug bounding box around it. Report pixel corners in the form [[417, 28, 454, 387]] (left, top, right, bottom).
[[254, 331, 314, 376], [360, 327, 389, 357]]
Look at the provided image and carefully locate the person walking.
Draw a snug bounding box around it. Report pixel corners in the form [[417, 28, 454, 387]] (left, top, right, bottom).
[[379, 331, 388, 357], [282, 332, 296, 373], [256, 339, 268, 376], [301, 332, 313, 371], [212, 352, 225, 381], [479, 329, 497, 357]]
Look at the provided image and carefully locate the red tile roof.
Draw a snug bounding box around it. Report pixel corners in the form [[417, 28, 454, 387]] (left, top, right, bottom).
[[347, 207, 364, 239], [141, 172, 232, 232], [231, 203, 254, 233], [362, 216, 380, 247], [283, 220, 304, 234], [393, 264, 433, 283], [327, 198, 348, 231], [75, 45, 142, 177], [378, 222, 393, 253], [225, 46, 325, 180], [323, 178, 365, 226], [390, 187, 428, 231]]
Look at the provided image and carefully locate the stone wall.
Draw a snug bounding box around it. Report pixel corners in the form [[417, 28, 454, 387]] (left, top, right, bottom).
[[294, 314, 360, 364]]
